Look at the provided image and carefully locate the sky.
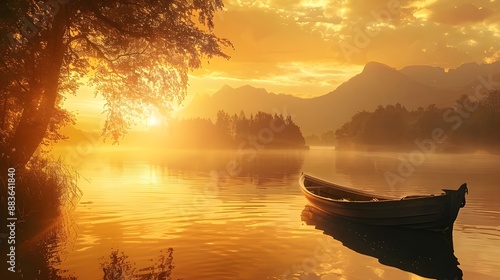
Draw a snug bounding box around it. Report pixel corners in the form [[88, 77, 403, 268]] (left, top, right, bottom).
[[63, 0, 500, 130]]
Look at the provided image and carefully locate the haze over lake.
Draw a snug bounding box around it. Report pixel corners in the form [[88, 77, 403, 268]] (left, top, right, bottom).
[[20, 147, 499, 280]]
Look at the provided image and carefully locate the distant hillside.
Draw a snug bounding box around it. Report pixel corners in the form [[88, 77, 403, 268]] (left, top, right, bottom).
[[335, 91, 500, 153], [400, 61, 500, 88], [57, 125, 100, 145], [178, 85, 304, 124], [179, 62, 500, 135]]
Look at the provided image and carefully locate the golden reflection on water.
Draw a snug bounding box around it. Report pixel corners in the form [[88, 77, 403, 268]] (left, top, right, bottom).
[[17, 148, 500, 279], [301, 205, 462, 279]]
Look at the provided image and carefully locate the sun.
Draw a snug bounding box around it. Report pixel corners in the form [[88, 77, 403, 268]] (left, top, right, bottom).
[[147, 115, 161, 127]]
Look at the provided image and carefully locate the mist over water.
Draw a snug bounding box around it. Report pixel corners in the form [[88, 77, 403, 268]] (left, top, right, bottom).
[[18, 147, 500, 279]]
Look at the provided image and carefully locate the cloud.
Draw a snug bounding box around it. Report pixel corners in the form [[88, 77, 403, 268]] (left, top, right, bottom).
[[296, 7, 342, 24], [197, 0, 500, 98], [303, 0, 500, 67], [427, 2, 495, 25], [207, 6, 346, 73]]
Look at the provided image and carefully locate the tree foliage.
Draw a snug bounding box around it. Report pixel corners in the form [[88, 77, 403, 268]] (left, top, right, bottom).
[[0, 0, 231, 166], [335, 91, 500, 151]]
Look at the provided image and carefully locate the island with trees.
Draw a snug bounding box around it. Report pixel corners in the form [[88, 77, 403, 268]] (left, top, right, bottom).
[[148, 110, 308, 150]]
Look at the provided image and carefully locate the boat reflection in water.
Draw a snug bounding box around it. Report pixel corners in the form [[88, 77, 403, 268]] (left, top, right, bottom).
[[301, 205, 463, 280]]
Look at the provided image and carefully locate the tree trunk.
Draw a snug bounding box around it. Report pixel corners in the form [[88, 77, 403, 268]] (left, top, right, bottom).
[[5, 8, 68, 167]]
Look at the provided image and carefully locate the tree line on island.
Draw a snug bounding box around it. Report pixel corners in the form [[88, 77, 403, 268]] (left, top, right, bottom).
[[152, 110, 308, 149], [334, 91, 500, 152]]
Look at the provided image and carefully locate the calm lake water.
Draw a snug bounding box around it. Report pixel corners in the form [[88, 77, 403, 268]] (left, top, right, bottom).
[[19, 147, 500, 279]]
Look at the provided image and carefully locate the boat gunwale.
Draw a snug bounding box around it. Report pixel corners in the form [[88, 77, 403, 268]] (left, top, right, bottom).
[[300, 173, 448, 204]]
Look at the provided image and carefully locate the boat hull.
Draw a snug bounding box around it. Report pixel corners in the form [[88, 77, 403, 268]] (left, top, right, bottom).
[[299, 173, 467, 230]]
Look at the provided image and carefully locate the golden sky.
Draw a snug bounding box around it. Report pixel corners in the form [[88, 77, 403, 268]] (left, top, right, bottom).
[[64, 0, 500, 130]]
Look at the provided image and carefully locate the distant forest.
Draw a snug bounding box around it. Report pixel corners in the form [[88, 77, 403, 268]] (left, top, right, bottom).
[[157, 110, 308, 149], [335, 91, 500, 152], [304, 131, 336, 146]]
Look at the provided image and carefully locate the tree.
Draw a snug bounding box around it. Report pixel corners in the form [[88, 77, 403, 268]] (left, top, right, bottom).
[[233, 110, 249, 142], [0, 0, 232, 167], [214, 109, 232, 145], [320, 130, 335, 145]]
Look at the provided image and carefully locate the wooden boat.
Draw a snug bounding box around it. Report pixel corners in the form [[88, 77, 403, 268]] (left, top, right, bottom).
[[299, 173, 468, 230]]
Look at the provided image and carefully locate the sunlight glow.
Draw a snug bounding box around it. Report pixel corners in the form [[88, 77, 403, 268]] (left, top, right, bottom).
[[147, 115, 161, 127], [300, 0, 330, 8], [413, 8, 431, 20], [409, 0, 439, 9]]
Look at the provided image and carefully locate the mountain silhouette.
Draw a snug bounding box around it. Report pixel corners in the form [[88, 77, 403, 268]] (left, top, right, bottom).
[[178, 61, 500, 135], [400, 61, 500, 88]]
